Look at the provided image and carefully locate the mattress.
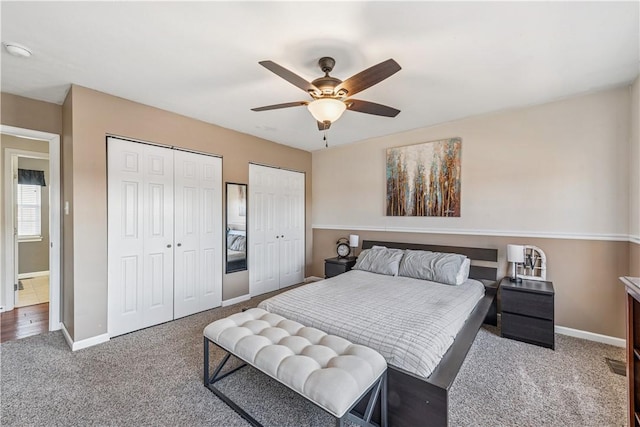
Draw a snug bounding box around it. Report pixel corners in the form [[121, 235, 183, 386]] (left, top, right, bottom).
[[258, 270, 484, 379], [227, 249, 246, 262]]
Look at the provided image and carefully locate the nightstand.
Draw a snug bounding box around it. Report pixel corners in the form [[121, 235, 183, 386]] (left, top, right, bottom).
[[500, 278, 555, 349], [324, 257, 356, 278]]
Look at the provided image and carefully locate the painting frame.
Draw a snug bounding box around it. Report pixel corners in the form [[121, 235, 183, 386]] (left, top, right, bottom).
[[386, 137, 462, 217]]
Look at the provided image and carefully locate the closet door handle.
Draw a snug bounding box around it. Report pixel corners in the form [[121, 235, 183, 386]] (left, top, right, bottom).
[[167, 244, 172, 248], [177, 243, 182, 247], [281, 235, 284, 238], [276, 236, 279, 239]]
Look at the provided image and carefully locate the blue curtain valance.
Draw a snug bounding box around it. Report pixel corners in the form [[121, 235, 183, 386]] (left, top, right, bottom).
[[18, 169, 46, 186]]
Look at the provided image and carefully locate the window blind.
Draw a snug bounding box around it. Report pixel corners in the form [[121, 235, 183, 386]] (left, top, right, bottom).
[[17, 184, 41, 237]]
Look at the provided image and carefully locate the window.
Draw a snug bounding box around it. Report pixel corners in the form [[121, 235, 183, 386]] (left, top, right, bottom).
[[17, 184, 42, 239]]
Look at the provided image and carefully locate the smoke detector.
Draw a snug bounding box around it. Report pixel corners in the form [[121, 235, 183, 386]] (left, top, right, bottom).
[[3, 42, 32, 58]]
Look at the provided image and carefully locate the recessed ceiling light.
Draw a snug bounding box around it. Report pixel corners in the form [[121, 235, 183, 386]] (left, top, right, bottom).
[[3, 42, 32, 58]]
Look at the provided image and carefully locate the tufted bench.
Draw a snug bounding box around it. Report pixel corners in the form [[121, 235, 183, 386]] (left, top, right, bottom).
[[203, 308, 387, 427]]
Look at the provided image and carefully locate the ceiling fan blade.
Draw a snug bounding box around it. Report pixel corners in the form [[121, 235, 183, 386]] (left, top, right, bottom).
[[259, 60, 320, 94], [335, 59, 401, 97], [251, 101, 307, 112], [347, 99, 400, 117], [317, 121, 331, 131]]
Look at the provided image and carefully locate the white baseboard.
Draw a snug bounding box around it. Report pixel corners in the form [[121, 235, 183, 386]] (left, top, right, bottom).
[[495, 314, 625, 347], [555, 325, 625, 348], [60, 323, 110, 351], [222, 294, 251, 307], [305, 276, 324, 283], [18, 270, 49, 279]]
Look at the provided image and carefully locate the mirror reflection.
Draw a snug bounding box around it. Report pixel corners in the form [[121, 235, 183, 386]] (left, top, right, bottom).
[[226, 183, 247, 273]]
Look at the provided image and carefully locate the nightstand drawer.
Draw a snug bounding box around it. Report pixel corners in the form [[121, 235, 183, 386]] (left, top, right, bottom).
[[502, 312, 554, 349], [325, 262, 347, 278], [324, 257, 357, 278], [502, 288, 553, 320]]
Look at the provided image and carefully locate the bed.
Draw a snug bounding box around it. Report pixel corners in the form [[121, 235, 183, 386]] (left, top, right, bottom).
[[226, 229, 247, 272], [259, 240, 498, 427]]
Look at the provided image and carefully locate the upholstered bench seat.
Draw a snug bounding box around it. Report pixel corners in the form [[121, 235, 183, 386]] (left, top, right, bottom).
[[203, 308, 387, 427]]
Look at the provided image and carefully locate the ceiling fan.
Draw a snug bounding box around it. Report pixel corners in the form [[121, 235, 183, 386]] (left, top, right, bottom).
[[252, 57, 401, 131]]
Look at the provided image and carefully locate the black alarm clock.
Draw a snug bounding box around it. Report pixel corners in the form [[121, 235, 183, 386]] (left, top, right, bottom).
[[336, 237, 351, 258]]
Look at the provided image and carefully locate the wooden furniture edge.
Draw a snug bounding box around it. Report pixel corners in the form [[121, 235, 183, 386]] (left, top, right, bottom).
[[622, 276, 640, 427]]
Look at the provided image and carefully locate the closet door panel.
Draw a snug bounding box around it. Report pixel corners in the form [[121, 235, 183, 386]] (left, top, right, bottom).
[[198, 158, 222, 308], [174, 151, 221, 318], [249, 164, 279, 296], [278, 169, 305, 288], [142, 146, 175, 328], [108, 142, 144, 336], [174, 153, 200, 318], [108, 138, 174, 337]]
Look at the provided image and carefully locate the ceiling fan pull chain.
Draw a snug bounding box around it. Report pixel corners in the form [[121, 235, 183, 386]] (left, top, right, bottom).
[[324, 131, 328, 148]]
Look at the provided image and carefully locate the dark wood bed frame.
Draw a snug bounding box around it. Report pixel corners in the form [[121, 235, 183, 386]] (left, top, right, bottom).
[[353, 240, 499, 427]]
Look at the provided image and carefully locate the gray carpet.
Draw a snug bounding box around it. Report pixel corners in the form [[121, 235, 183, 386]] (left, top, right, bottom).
[[0, 288, 626, 426]]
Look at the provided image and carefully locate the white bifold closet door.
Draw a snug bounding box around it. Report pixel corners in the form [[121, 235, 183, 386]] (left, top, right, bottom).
[[249, 164, 304, 297], [108, 138, 222, 337], [173, 150, 222, 319]]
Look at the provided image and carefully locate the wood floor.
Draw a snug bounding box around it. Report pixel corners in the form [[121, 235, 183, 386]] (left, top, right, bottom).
[[0, 303, 49, 343]]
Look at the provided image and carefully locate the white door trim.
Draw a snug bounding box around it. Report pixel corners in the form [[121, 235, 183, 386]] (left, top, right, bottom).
[[5, 148, 49, 309], [1, 125, 61, 331]]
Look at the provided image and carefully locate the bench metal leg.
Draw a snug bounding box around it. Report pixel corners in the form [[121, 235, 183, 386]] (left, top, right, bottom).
[[340, 372, 388, 427], [381, 373, 388, 427], [203, 338, 259, 426]]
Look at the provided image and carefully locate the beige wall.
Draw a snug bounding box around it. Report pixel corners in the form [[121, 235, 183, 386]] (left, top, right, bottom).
[[0, 134, 50, 309], [66, 85, 312, 341], [1, 92, 62, 135], [630, 76, 640, 274], [17, 157, 50, 274], [312, 87, 632, 339], [62, 90, 74, 337], [313, 88, 630, 237]]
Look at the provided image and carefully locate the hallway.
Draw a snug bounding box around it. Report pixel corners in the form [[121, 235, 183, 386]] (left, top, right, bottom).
[[0, 303, 49, 343]]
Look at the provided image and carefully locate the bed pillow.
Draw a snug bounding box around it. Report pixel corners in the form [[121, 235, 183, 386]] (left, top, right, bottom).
[[456, 258, 471, 285], [229, 235, 246, 252], [398, 250, 469, 285], [353, 247, 404, 276], [227, 234, 239, 247]]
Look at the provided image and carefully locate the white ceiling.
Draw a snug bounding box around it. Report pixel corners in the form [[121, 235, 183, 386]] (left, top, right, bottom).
[[1, 2, 638, 151]]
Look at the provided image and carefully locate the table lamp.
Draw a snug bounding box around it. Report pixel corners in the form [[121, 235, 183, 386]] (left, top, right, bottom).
[[507, 244, 524, 283], [349, 234, 359, 258]]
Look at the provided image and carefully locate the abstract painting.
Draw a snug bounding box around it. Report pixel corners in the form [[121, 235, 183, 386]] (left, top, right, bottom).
[[386, 138, 462, 217]]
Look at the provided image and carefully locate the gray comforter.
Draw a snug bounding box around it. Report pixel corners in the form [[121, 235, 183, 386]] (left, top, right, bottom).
[[258, 270, 484, 379]]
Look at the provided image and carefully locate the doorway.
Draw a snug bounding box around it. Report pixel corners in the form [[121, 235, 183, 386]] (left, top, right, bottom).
[[0, 125, 61, 338], [12, 150, 50, 308]]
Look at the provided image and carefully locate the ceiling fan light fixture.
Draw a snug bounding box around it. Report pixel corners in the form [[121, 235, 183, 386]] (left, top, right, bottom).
[[307, 98, 346, 124]]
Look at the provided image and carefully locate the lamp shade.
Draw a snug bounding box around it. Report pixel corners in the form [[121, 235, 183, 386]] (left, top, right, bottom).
[[349, 234, 359, 248], [507, 244, 525, 263], [307, 98, 347, 123]]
